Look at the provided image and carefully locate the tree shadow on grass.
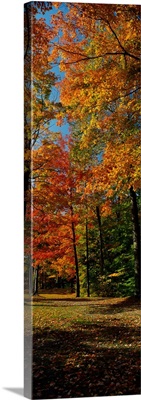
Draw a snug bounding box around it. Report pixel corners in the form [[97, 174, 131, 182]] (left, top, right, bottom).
[[32, 297, 95, 303], [31, 301, 140, 318], [31, 296, 140, 317], [32, 322, 140, 399], [107, 296, 140, 312], [32, 302, 98, 307]]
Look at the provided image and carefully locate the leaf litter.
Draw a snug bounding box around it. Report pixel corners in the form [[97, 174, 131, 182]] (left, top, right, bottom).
[[31, 296, 140, 398]]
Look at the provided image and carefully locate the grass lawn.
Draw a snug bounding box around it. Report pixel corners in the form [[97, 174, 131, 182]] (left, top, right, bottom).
[[25, 294, 140, 398]]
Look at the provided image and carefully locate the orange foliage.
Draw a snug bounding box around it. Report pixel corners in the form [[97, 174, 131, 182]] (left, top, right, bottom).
[[50, 3, 140, 147], [32, 137, 81, 279]]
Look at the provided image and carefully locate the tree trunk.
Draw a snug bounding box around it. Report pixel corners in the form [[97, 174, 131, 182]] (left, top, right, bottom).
[[70, 278, 75, 293], [41, 272, 44, 289], [58, 276, 61, 288], [130, 186, 140, 297], [34, 266, 39, 295], [96, 205, 104, 275], [70, 204, 80, 297], [86, 218, 90, 297], [28, 261, 32, 296], [24, 169, 30, 219]]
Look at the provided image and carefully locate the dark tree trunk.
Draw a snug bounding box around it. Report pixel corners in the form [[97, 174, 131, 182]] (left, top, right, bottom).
[[28, 261, 32, 296], [41, 272, 44, 289], [86, 219, 90, 297], [70, 204, 80, 297], [24, 169, 30, 219], [70, 278, 75, 293], [116, 196, 121, 222], [58, 276, 61, 288], [45, 272, 47, 289], [34, 266, 39, 295], [96, 205, 104, 275], [130, 186, 140, 297]]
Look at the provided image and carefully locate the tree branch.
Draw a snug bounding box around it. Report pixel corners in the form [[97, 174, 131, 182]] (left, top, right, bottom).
[[64, 51, 127, 65], [108, 86, 141, 103], [104, 19, 140, 61]]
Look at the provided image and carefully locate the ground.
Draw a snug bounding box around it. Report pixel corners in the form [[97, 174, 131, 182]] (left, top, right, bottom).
[[24, 292, 140, 398]]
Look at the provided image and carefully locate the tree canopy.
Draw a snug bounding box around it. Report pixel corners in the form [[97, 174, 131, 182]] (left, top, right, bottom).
[[24, 2, 141, 298]]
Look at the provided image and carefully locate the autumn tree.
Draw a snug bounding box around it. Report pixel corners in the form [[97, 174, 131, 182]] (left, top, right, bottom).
[[24, 1, 56, 218], [24, 2, 59, 298], [32, 136, 82, 296], [49, 2, 140, 296]]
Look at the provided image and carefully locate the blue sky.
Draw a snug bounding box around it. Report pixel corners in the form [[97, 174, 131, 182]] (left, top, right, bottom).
[[37, 3, 70, 137]]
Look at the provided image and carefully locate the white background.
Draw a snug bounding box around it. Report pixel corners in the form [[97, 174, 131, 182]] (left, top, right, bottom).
[[0, 0, 140, 399]]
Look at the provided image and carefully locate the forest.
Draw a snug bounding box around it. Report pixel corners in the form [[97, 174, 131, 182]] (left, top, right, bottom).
[[24, 1, 140, 299]]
